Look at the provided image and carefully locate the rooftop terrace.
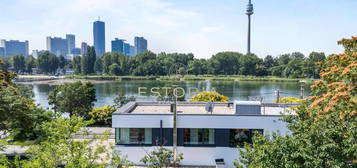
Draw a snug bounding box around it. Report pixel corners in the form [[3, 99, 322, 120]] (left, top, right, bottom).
[[114, 102, 297, 116]]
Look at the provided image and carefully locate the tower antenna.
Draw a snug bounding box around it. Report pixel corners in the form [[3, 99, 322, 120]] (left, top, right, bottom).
[[246, 0, 254, 54]]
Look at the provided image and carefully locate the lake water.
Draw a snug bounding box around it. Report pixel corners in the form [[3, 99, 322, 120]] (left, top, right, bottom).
[[24, 80, 310, 109]]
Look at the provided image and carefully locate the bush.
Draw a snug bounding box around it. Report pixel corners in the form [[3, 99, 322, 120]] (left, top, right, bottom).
[[190, 91, 229, 102], [88, 106, 116, 126], [273, 97, 302, 103], [140, 147, 183, 168]]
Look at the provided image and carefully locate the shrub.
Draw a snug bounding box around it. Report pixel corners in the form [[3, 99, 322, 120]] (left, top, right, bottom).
[[88, 106, 116, 126], [190, 91, 229, 102]]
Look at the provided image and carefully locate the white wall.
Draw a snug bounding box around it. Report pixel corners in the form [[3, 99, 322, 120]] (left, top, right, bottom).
[[112, 114, 289, 135], [115, 146, 239, 168]]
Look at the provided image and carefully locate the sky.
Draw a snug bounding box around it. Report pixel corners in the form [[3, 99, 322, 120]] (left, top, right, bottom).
[[0, 0, 356, 58]]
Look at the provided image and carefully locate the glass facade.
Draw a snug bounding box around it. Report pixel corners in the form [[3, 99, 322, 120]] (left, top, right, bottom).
[[115, 128, 152, 145], [183, 129, 215, 145], [229, 129, 263, 147]]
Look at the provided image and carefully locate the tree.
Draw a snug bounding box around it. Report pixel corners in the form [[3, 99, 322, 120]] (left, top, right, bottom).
[[88, 106, 116, 126], [20, 117, 130, 168], [188, 59, 208, 75], [12, 55, 26, 73], [0, 59, 54, 141], [140, 147, 183, 168], [25, 55, 36, 74], [48, 81, 96, 117], [190, 91, 229, 102], [58, 55, 67, 74], [109, 63, 121, 75], [94, 57, 103, 73], [37, 51, 58, 74], [81, 46, 96, 75], [72, 56, 81, 74], [0, 58, 11, 70], [236, 37, 357, 168], [209, 52, 241, 75], [113, 92, 136, 109], [239, 54, 262, 76]]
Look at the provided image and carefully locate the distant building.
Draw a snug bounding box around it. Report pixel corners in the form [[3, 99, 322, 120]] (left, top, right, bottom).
[[66, 34, 75, 54], [46, 36, 68, 57], [129, 45, 136, 57], [93, 20, 105, 56], [72, 48, 81, 55], [81, 42, 88, 55], [0, 47, 4, 57], [111, 38, 125, 53], [31, 50, 46, 59], [0, 39, 29, 57], [134, 36, 147, 55], [123, 42, 131, 56]]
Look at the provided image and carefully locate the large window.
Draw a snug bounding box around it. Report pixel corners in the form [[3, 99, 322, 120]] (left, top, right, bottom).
[[229, 129, 263, 147], [115, 128, 152, 145], [183, 128, 215, 145]]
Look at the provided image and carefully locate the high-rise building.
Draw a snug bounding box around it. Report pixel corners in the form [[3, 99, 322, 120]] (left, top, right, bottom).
[[81, 42, 88, 55], [0, 47, 5, 57], [0, 40, 29, 57], [93, 20, 105, 56], [129, 45, 136, 57], [134, 37, 147, 55], [111, 38, 125, 53], [66, 34, 75, 54], [123, 42, 131, 56], [46, 36, 68, 57]]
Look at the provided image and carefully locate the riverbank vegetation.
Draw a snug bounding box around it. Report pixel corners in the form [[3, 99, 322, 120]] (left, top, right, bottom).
[[1, 47, 326, 80]]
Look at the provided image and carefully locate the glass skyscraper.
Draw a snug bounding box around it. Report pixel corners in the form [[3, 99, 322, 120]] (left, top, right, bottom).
[[0, 40, 29, 58], [134, 37, 147, 55], [111, 38, 124, 53], [46, 36, 68, 57], [93, 20, 105, 56], [66, 34, 75, 54]]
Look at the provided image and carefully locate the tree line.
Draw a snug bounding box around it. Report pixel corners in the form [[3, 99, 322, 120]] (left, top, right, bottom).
[[1, 47, 326, 78]]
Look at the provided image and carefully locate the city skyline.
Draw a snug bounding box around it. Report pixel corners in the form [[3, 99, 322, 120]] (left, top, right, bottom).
[[1, 0, 356, 58]]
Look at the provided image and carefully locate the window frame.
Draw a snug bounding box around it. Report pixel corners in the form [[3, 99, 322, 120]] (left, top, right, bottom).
[[115, 128, 152, 146]]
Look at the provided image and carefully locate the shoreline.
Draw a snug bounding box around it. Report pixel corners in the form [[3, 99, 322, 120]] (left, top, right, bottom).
[[16, 75, 313, 85]]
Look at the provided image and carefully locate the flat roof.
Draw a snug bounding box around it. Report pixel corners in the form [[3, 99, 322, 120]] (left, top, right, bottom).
[[114, 102, 297, 116]]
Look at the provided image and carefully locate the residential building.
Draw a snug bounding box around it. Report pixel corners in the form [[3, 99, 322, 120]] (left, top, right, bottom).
[[111, 38, 125, 53], [66, 34, 75, 54], [112, 101, 295, 167], [46, 36, 68, 57], [81, 42, 88, 55], [134, 36, 147, 54], [93, 20, 105, 56], [0, 40, 29, 57]]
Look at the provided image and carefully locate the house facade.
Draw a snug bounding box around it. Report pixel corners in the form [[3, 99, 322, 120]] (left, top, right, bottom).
[[112, 101, 295, 167]]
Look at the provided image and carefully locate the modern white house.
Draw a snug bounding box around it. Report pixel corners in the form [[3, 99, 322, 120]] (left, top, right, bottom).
[[112, 101, 296, 168]]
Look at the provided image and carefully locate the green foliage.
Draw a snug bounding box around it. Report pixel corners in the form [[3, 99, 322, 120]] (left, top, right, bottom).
[[81, 46, 96, 75], [25, 55, 36, 74], [48, 81, 96, 117], [37, 51, 59, 74], [236, 37, 357, 168], [140, 147, 183, 168], [109, 63, 121, 75], [72, 56, 82, 74], [88, 106, 116, 126], [94, 57, 103, 73], [190, 91, 229, 102], [12, 54, 26, 73], [113, 92, 136, 108], [111, 151, 134, 168], [19, 117, 122, 168]]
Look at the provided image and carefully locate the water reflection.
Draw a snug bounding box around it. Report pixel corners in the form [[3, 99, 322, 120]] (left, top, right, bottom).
[[26, 80, 310, 109]]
